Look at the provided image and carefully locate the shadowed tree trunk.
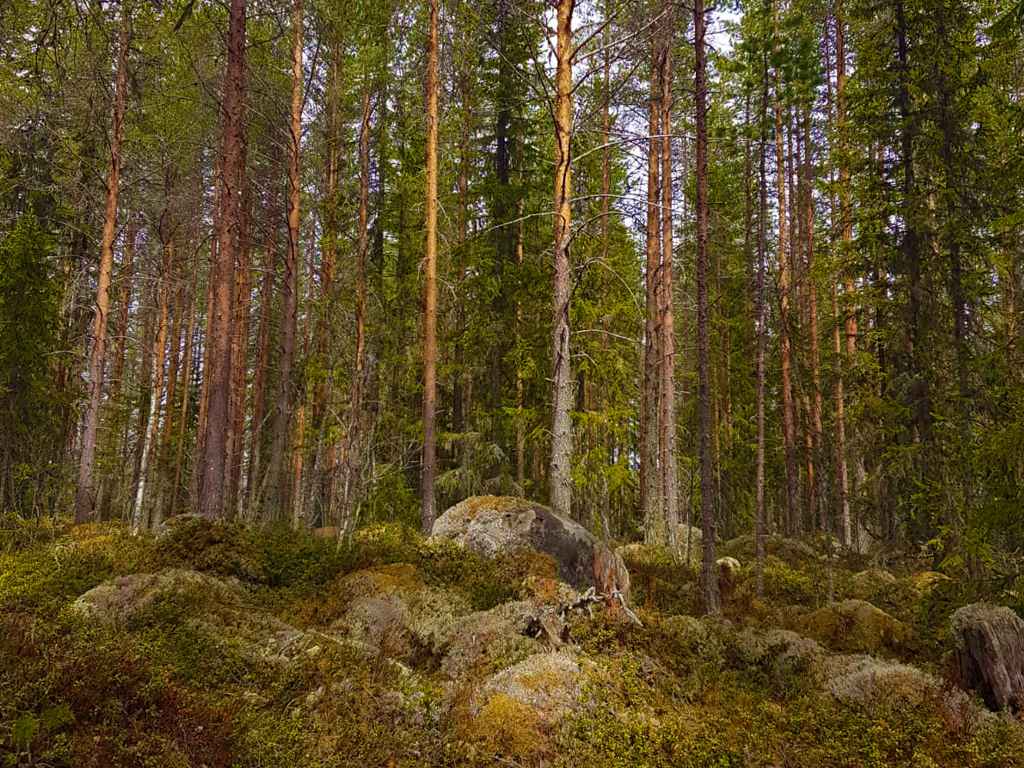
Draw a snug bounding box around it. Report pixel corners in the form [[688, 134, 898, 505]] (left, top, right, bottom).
[[641, 39, 662, 541], [265, 0, 303, 520], [197, 0, 247, 519], [658, 5, 678, 549], [695, 0, 719, 614]]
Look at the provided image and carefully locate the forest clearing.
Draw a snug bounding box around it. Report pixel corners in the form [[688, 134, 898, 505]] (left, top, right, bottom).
[[2, 0, 1024, 764]]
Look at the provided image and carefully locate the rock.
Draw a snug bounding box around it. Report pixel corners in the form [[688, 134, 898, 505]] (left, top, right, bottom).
[[72, 568, 243, 625], [826, 655, 988, 729], [950, 603, 1024, 712], [471, 650, 584, 724], [721, 534, 819, 564], [430, 496, 629, 597], [330, 563, 472, 663], [440, 600, 542, 681], [849, 569, 897, 600], [796, 599, 911, 654], [734, 628, 825, 674]]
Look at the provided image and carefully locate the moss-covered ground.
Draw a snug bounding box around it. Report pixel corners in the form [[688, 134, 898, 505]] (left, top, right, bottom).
[[1, 517, 1022, 767]]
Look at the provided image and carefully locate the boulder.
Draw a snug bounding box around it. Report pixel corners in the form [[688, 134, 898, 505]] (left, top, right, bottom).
[[330, 563, 472, 663], [471, 650, 584, 724], [441, 600, 543, 681], [825, 655, 988, 730], [430, 496, 629, 598], [849, 568, 897, 600], [72, 568, 243, 625], [950, 603, 1024, 712], [796, 599, 911, 654]]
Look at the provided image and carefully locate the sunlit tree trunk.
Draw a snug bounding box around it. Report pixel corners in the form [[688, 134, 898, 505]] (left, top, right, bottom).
[[76, 8, 130, 523], [773, 0, 800, 535], [548, 0, 575, 518], [421, 0, 440, 532]]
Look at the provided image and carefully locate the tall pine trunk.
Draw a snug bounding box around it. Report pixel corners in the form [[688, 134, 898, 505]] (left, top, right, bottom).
[[658, 7, 679, 548], [76, 8, 130, 523], [641, 42, 662, 540], [694, 0, 719, 614], [265, 0, 303, 519], [548, 0, 575, 518], [421, 0, 440, 532], [197, 0, 247, 519]]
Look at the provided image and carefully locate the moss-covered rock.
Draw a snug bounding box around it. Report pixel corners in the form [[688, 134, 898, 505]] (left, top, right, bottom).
[[430, 495, 628, 596], [797, 599, 911, 654], [329, 563, 473, 664], [72, 568, 244, 625], [471, 650, 585, 723], [849, 568, 897, 600], [441, 600, 543, 681]]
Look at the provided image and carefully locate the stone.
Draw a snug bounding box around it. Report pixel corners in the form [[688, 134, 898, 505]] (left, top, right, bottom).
[[471, 650, 584, 724], [950, 603, 1024, 712], [797, 599, 911, 654], [430, 496, 629, 598], [849, 569, 897, 600], [330, 563, 472, 663], [72, 568, 243, 625]]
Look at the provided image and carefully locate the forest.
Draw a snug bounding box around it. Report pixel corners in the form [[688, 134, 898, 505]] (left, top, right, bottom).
[[2, 0, 1024, 765]]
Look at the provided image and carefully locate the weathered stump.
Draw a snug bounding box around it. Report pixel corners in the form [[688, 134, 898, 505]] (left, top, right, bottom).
[[950, 603, 1024, 712]]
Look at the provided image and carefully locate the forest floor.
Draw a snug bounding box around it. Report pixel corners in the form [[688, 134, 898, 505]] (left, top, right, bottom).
[[2, 514, 1023, 767]]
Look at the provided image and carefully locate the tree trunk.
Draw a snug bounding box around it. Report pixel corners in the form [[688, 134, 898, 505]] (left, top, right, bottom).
[[694, 0, 719, 614], [641, 43, 662, 541], [658, 7, 679, 549], [773, 0, 800, 535], [246, 158, 280, 518], [227, 183, 251, 519], [75, 7, 130, 524], [548, 0, 575, 518], [132, 237, 173, 531], [421, 0, 440, 533], [266, 0, 303, 519], [755, 42, 770, 595], [197, 0, 246, 519]]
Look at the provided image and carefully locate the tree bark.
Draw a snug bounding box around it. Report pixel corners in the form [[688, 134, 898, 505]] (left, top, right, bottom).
[[641, 42, 662, 541], [755, 37, 770, 595], [197, 0, 246, 520], [548, 0, 575, 518], [75, 7, 130, 524], [421, 0, 440, 533], [658, 6, 679, 549], [694, 0, 719, 614], [265, 0, 303, 519], [773, 0, 800, 535]]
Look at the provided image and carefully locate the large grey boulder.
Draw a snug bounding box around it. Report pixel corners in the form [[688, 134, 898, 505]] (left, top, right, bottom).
[[430, 496, 628, 597], [950, 603, 1024, 712]]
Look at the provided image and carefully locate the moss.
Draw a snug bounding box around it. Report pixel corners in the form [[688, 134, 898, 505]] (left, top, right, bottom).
[[463, 692, 546, 763], [797, 599, 912, 654]]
